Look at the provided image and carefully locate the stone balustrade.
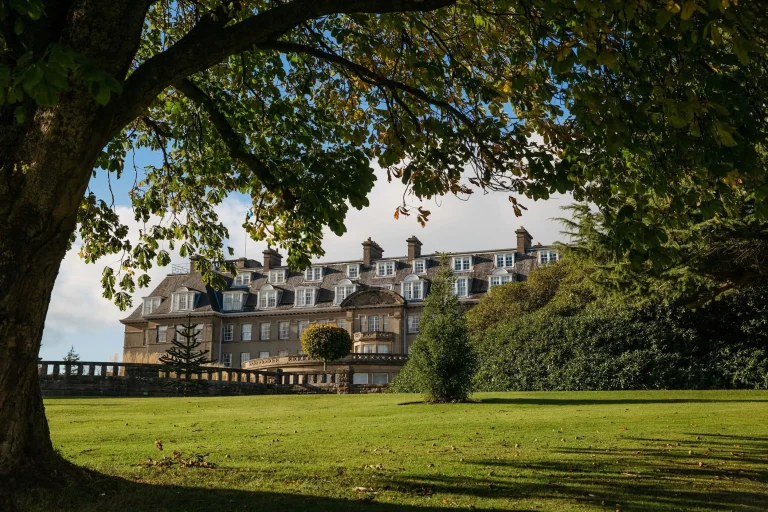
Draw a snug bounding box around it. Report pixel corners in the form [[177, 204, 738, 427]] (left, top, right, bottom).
[[242, 352, 407, 369], [353, 331, 395, 342]]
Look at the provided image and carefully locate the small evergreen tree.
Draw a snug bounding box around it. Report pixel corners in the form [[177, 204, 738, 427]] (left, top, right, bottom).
[[392, 255, 476, 402], [301, 324, 352, 370], [63, 346, 80, 375], [159, 316, 213, 396]]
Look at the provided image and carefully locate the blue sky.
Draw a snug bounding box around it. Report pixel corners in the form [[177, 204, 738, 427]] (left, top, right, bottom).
[[40, 148, 572, 361]]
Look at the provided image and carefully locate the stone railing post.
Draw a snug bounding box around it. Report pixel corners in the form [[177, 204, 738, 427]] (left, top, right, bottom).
[[88, 363, 95, 376], [39, 363, 48, 378], [335, 366, 352, 394], [275, 369, 284, 385]]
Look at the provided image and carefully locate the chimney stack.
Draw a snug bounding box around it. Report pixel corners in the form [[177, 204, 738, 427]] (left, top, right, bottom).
[[235, 257, 248, 269], [362, 238, 384, 266], [189, 254, 202, 273], [406, 235, 422, 260], [515, 227, 533, 255], [262, 248, 282, 272]]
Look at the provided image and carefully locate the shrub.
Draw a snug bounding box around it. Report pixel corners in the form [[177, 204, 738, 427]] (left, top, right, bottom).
[[301, 324, 352, 370], [391, 256, 476, 402]]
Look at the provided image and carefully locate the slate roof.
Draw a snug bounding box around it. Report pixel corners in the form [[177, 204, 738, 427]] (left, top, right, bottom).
[[121, 244, 550, 323]]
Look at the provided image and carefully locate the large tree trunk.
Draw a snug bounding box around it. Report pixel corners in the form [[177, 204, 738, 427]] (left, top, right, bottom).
[[0, 0, 152, 479]]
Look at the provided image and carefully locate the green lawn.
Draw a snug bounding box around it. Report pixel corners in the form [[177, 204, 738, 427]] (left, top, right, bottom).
[[19, 391, 768, 511]]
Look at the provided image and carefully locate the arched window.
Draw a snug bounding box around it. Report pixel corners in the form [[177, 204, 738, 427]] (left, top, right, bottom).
[[172, 287, 199, 311], [334, 279, 357, 305], [489, 268, 513, 289], [257, 284, 280, 309]]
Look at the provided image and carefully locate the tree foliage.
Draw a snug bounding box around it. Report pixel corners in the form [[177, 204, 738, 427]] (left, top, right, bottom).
[[300, 324, 352, 370], [158, 318, 213, 396], [391, 256, 476, 402]]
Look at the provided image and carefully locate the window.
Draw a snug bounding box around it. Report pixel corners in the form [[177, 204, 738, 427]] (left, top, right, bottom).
[[452, 256, 472, 271], [336, 318, 347, 330], [317, 319, 330, 325], [334, 279, 357, 304], [402, 275, 425, 301], [376, 344, 390, 354], [347, 264, 360, 279], [353, 373, 369, 384], [363, 344, 375, 353], [298, 349, 307, 355], [489, 271, 513, 289], [454, 277, 469, 297], [260, 323, 271, 340], [376, 261, 395, 277], [258, 287, 279, 309], [193, 324, 204, 342], [259, 351, 270, 359], [383, 315, 389, 332], [241, 324, 252, 341], [540, 250, 559, 264], [172, 288, 197, 311], [278, 350, 289, 357], [223, 325, 234, 342], [223, 291, 246, 311], [233, 272, 251, 287], [413, 259, 426, 274], [269, 269, 285, 284], [297, 320, 309, 338], [143, 297, 161, 315], [368, 315, 380, 332], [221, 353, 232, 367], [279, 321, 290, 340], [240, 353, 251, 365], [304, 267, 323, 281], [295, 287, 316, 307], [407, 314, 420, 334], [495, 253, 515, 268], [157, 325, 168, 343], [372, 373, 389, 384]]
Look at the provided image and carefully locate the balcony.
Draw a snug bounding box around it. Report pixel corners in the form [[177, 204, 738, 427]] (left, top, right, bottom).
[[353, 331, 395, 342]]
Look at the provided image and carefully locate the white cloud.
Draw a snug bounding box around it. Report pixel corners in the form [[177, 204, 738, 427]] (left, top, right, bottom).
[[42, 166, 571, 360]]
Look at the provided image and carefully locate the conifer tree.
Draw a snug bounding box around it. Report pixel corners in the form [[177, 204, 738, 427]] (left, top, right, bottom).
[[158, 316, 212, 396], [63, 346, 80, 375], [393, 255, 476, 402]]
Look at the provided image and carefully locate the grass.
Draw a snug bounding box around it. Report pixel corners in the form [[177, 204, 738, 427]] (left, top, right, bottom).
[[15, 391, 768, 511]]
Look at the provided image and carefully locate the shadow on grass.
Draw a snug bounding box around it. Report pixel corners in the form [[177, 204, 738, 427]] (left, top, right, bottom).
[[479, 397, 768, 406]]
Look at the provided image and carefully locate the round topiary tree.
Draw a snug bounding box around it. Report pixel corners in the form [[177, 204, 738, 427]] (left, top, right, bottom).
[[301, 324, 352, 370]]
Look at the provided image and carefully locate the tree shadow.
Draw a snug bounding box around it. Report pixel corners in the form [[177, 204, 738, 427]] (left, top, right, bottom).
[[478, 397, 768, 406]]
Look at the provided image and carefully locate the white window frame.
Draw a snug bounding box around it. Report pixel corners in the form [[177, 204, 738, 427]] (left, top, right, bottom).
[[241, 323, 252, 341], [375, 261, 395, 277], [489, 272, 513, 289], [157, 325, 168, 343], [295, 287, 317, 307], [172, 289, 197, 312], [334, 280, 357, 305], [412, 259, 426, 274], [268, 269, 286, 284], [260, 322, 271, 341], [495, 253, 515, 268], [401, 275, 425, 301], [233, 272, 251, 287], [454, 277, 469, 297], [143, 297, 161, 315], [347, 264, 360, 279], [452, 256, 473, 272], [297, 320, 309, 338], [240, 352, 251, 365], [368, 315, 380, 332], [407, 314, 420, 334], [304, 267, 323, 282], [539, 250, 559, 264], [221, 353, 232, 367], [223, 324, 234, 342], [222, 291, 246, 312], [278, 321, 290, 340], [257, 288, 279, 309]]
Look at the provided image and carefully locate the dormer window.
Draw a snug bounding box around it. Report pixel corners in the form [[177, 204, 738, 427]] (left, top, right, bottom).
[[376, 261, 395, 277], [334, 279, 358, 304], [304, 267, 323, 281], [495, 253, 515, 268], [269, 269, 286, 284], [347, 264, 360, 279], [454, 277, 470, 297], [257, 284, 280, 309], [295, 287, 317, 307], [233, 272, 251, 287], [222, 291, 247, 311], [172, 288, 198, 311], [413, 259, 426, 274], [452, 256, 472, 272], [142, 297, 161, 316], [401, 274, 425, 301], [539, 250, 559, 264], [489, 269, 513, 289]]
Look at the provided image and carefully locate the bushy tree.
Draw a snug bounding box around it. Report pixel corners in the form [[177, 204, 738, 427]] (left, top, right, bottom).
[[393, 256, 476, 402], [63, 346, 80, 375], [158, 318, 212, 396], [301, 325, 352, 371]]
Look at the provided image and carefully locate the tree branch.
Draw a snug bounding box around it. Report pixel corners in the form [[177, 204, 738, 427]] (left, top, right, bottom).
[[112, 0, 456, 134]]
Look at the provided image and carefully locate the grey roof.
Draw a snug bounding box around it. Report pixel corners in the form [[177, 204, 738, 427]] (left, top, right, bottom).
[[121, 244, 552, 323]]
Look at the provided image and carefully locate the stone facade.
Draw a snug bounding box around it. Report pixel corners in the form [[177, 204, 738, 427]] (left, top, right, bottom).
[[121, 230, 560, 382]]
